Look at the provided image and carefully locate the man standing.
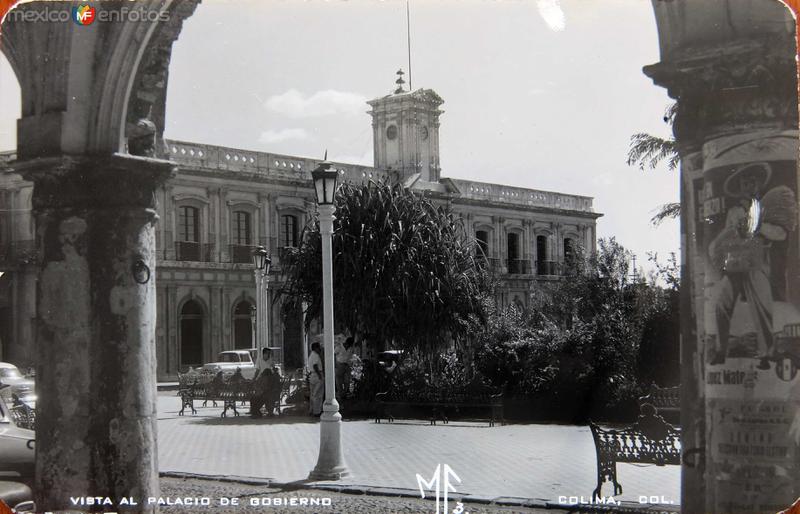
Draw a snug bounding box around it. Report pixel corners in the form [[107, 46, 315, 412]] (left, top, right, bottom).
[[335, 337, 355, 398], [250, 347, 279, 418], [308, 342, 324, 417]]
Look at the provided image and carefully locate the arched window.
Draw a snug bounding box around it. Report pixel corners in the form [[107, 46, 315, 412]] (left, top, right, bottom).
[[180, 300, 204, 369], [230, 211, 253, 263], [536, 235, 550, 275], [233, 211, 251, 246], [475, 230, 489, 258], [564, 237, 576, 271], [507, 232, 522, 274], [233, 300, 254, 349], [176, 205, 205, 261], [280, 214, 298, 248], [178, 206, 199, 242]]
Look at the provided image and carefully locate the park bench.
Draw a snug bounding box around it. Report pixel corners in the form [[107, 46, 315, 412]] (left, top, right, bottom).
[[374, 378, 504, 427], [589, 404, 681, 500], [8, 401, 35, 431], [178, 369, 291, 418], [638, 383, 680, 418]]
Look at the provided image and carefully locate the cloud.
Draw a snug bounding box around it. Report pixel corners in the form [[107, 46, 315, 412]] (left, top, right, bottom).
[[258, 128, 310, 144], [536, 0, 566, 32], [264, 89, 367, 118]]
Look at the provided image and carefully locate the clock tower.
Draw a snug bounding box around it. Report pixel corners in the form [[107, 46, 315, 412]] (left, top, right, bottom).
[[367, 70, 444, 183]]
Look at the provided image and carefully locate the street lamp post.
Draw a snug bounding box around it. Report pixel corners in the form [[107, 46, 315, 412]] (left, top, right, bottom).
[[252, 246, 271, 366], [309, 158, 349, 480]]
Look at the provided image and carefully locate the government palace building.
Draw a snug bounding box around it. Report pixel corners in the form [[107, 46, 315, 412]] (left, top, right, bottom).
[[0, 78, 601, 380]]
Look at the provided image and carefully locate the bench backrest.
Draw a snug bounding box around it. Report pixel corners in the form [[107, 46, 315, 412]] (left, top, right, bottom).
[[590, 410, 680, 466], [638, 383, 680, 412]]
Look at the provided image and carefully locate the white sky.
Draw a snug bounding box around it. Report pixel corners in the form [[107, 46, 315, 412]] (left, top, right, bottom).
[[0, 0, 679, 269]]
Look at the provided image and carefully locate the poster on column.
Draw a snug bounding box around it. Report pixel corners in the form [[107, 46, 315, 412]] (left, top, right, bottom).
[[698, 131, 800, 513]]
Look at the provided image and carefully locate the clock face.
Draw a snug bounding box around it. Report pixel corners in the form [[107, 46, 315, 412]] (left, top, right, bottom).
[[386, 125, 398, 140], [421, 126, 429, 141]]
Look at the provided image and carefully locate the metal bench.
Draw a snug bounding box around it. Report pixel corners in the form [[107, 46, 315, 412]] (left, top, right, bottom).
[[589, 404, 680, 500], [178, 369, 291, 418], [375, 378, 504, 427], [8, 401, 35, 431], [638, 383, 679, 417]]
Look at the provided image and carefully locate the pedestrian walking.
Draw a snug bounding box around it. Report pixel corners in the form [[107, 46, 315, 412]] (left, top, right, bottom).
[[308, 342, 324, 417]]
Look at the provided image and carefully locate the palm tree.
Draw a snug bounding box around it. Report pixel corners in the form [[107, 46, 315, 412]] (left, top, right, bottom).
[[626, 104, 681, 226]]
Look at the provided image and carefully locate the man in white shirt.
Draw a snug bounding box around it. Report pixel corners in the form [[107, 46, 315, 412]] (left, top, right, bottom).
[[308, 342, 324, 417], [335, 337, 355, 398]]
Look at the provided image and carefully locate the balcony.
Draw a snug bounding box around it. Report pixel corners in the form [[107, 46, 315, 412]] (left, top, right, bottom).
[[229, 244, 257, 264], [175, 242, 215, 262], [536, 260, 560, 276], [507, 259, 530, 275], [476, 255, 502, 273]]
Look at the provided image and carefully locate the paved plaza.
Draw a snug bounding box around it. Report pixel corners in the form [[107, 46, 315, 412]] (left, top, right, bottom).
[[160, 476, 553, 514], [156, 393, 679, 512]]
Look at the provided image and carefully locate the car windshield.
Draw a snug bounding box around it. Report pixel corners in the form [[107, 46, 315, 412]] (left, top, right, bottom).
[[0, 368, 22, 379], [218, 353, 240, 363]]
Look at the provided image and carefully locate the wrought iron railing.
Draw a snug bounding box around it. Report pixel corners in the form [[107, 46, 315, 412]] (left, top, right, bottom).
[[255, 237, 299, 270], [175, 242, 215, 262], [229, 244, 257, 264], [507, 259, 531, 275], [536, 260, 560, 276]]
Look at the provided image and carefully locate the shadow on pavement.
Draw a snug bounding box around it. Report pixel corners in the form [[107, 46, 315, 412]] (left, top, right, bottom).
[[184, 414, 321, 426]]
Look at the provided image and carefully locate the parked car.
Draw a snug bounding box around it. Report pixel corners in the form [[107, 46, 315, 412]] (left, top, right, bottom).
[[0, 480, 34, 512], [0, 363, 35, 408], [0, 393, 35, 481], [201, 350, 258, 379]]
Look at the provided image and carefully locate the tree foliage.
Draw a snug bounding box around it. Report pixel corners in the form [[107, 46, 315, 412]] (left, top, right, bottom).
[[626, 103, 682, 226], [474, 238, 680, 420], [278, 180, 493, 356], [626, 133, 679, 172]]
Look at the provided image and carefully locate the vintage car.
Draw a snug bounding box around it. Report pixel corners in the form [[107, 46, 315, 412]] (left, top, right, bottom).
[[201, 349, 258, 379], [0, 391, 35, 480], [0, 390, 35, 512], [0, 363, 35, 408]]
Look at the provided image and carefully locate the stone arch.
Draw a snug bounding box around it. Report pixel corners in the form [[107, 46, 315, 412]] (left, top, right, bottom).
[[473, 223, 495, 258], [533, 229, 554, 276], [505, 226, 524, 274], [177, 294, 208, 369], [1, 1, 200, 158], [231, 297, 255, 350]]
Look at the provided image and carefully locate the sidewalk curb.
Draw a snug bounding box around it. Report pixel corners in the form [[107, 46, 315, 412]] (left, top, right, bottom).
[[159, 471, 679, 513]]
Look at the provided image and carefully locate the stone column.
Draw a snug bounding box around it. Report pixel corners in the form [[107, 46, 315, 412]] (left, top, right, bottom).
[[168, 286, 178, 375], [219, 189, 229, 263], [155, 286, 166, 380], [20, 155, 173, 513], [208, 187, 219, 262], [645, 1, 800, 512], [164, 185, 176, 260]]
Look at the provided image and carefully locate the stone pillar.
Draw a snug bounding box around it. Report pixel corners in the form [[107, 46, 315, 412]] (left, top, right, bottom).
[[155, 286, 166, 380], [645, 1, 800, 512], [208, 187, 219, 262], [18, 155, 173, 512], [219, 188, 229, 263], [165, 185, 176, 260], [168, 286, 178, 375]]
